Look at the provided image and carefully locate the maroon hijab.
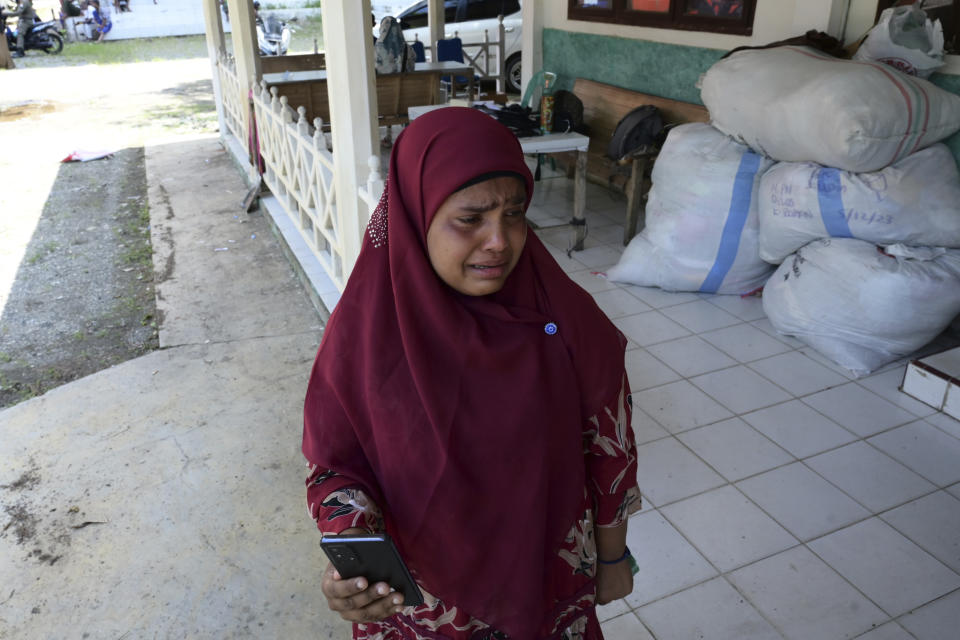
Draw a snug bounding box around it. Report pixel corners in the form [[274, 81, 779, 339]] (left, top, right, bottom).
[[303, 107, 624, 638]]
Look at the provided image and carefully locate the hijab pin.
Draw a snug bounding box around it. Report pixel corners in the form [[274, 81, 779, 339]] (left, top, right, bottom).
[[544, 322, 558, 336]]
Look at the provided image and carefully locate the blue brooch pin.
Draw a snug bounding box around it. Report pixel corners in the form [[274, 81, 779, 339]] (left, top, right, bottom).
[[544, 322, 558, 336]]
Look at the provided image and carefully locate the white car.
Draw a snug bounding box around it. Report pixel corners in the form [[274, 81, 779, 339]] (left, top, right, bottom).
[[389, 0, 523, 93]]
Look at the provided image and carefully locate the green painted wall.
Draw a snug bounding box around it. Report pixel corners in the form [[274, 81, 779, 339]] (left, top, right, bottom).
[[542, 28, 723, 105], [542, 28, 960, 165]]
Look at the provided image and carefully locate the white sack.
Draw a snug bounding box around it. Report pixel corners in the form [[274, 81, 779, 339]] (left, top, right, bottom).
[[701, 46, 960, 173], [758, 144, 960, 263], [606, 123, 775, 294], [762, 238, 960, 376], [853, 5, 945, 78]]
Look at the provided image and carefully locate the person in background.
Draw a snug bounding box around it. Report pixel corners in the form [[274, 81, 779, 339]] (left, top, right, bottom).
[[304, 107, 640, 639], [81, 0, 97, 39], [88, 0, 111, 42], [59, 0, 83, 29], [3, 0, 36, 58], [374, 15, 415, 74]]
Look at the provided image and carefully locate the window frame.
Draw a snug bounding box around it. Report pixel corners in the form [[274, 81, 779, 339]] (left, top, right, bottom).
[[567, 0, 757, 36]]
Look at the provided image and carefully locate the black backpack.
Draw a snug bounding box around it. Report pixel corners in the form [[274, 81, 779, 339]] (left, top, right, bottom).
[[607, 105, 663, 160]]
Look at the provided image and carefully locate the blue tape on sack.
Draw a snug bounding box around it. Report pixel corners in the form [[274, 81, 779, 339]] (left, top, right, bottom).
[[817, 168, 853, 238], [699, 152, 762, 294]]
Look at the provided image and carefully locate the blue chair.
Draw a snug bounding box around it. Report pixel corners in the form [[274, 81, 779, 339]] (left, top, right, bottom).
[[436, 37, 475, 100], [411, 39, 426, 63]]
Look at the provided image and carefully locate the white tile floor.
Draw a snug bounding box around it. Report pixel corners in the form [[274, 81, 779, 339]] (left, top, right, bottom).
[[525, 171, 960, 640]]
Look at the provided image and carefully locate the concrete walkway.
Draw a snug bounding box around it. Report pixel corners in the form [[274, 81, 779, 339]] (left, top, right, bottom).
[[0, 136, 349, 638]]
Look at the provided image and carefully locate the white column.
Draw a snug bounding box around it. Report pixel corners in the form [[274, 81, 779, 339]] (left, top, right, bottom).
[[201, 0, 227, 136], [520, 0, 542, 97], [224, 0, 262, 165], [428, 0, 445, 53], [322, 0, 378, 276]]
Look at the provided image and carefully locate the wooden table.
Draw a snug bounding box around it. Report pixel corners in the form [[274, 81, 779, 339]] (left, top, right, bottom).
[[263, 61, 476, 103], [261, 61, 477, 129], [409, 105, 591, 250]]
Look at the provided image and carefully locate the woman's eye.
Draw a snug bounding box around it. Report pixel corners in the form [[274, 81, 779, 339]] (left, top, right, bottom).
[[457, 215, 481, 225], [506, 209, 525, 218]]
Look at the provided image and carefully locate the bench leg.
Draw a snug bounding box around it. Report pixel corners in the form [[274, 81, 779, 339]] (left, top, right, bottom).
[[624, 157, 647, 245], [571, 150, 587, 251]]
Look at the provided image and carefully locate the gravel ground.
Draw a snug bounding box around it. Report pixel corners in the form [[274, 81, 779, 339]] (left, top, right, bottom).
[[0, 56, 218, 407], [0, 147, 156, 407]]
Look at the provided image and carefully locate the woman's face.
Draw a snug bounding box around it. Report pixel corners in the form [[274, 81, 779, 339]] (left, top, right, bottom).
[[425, 176, 527, 296]]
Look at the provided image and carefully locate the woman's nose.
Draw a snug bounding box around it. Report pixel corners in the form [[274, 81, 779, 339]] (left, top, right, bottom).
[[482, 221, 509, 252]]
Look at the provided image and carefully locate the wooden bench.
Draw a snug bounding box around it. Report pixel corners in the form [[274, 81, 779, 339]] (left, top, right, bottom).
[[567, 78, 710, 244], [266, 70, 442, 129], [259, 53, 326, 74]]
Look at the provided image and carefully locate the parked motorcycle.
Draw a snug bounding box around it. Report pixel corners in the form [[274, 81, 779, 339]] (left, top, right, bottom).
[[3, 15, 63, 54], [257, 16, 290, 56]]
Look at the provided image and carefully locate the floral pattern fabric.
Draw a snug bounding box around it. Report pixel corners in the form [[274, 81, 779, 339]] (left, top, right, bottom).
[[307, 374, 640, 639]]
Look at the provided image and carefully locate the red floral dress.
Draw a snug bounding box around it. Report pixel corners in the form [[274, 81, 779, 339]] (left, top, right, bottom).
[[307, 374, 640, 639]]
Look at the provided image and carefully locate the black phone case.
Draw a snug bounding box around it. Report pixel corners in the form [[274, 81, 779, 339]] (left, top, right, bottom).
[[320, 533, 424, 607]]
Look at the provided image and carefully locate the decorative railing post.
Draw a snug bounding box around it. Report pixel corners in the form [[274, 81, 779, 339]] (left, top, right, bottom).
[[366, 155, 384, 211], [356, 154, 384, 245], [483, 28, 490, 83], [497, 15, 506, 94], [251, 70, 347, 290]]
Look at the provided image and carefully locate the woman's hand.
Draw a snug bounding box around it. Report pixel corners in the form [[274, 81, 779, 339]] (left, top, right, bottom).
[[595, 560, 634, 605], [321, 561, 405, 623]]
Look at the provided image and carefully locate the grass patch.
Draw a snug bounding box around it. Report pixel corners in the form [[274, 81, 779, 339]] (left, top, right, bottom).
[[0, 368, 65, 405], [120, 242, 152, 266], [140, 99, 218, 133], [23, 35, 211, 67], [26, 241, 59, 265], [16, 14, 324, 68], [118, 203, 153, 267]]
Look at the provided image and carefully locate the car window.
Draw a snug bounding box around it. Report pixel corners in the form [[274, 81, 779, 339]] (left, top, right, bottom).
[[398, 1, 428, 29], [398, 1, 460, 28], [448, 0, 463, 22], [399, 0, 517, 29], [465, 0, 520, 20]]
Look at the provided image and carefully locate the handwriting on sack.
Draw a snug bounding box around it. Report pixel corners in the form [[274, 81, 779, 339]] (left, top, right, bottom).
[[843, 209, 894, 225], [769, 185, 894, 225], [770, 184, 813, 219], [803, 170, 889, 202]]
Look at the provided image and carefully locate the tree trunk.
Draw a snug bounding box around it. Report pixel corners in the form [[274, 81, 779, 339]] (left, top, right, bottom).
[[0, 30, 15, 70]]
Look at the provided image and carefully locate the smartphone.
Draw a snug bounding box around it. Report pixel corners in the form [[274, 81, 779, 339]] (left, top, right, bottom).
[[320, 533, 424, 607]]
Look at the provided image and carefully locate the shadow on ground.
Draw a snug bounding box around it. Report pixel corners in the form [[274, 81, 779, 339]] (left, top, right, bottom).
[[0, 147, 158, 408], [134, 78, 219, 132]]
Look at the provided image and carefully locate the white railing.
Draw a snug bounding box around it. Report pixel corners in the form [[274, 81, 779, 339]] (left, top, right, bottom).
[[217, 51, 247, 145], [252, 80, 348, 290], [414, 15, 508, 94], [358, 155, 385, 225]]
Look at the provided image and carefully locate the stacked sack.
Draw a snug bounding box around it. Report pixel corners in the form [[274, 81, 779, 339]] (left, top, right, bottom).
[[606, 123, 775, 294], [700, 46, 960, 375], [756, 145, 960, 263]]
